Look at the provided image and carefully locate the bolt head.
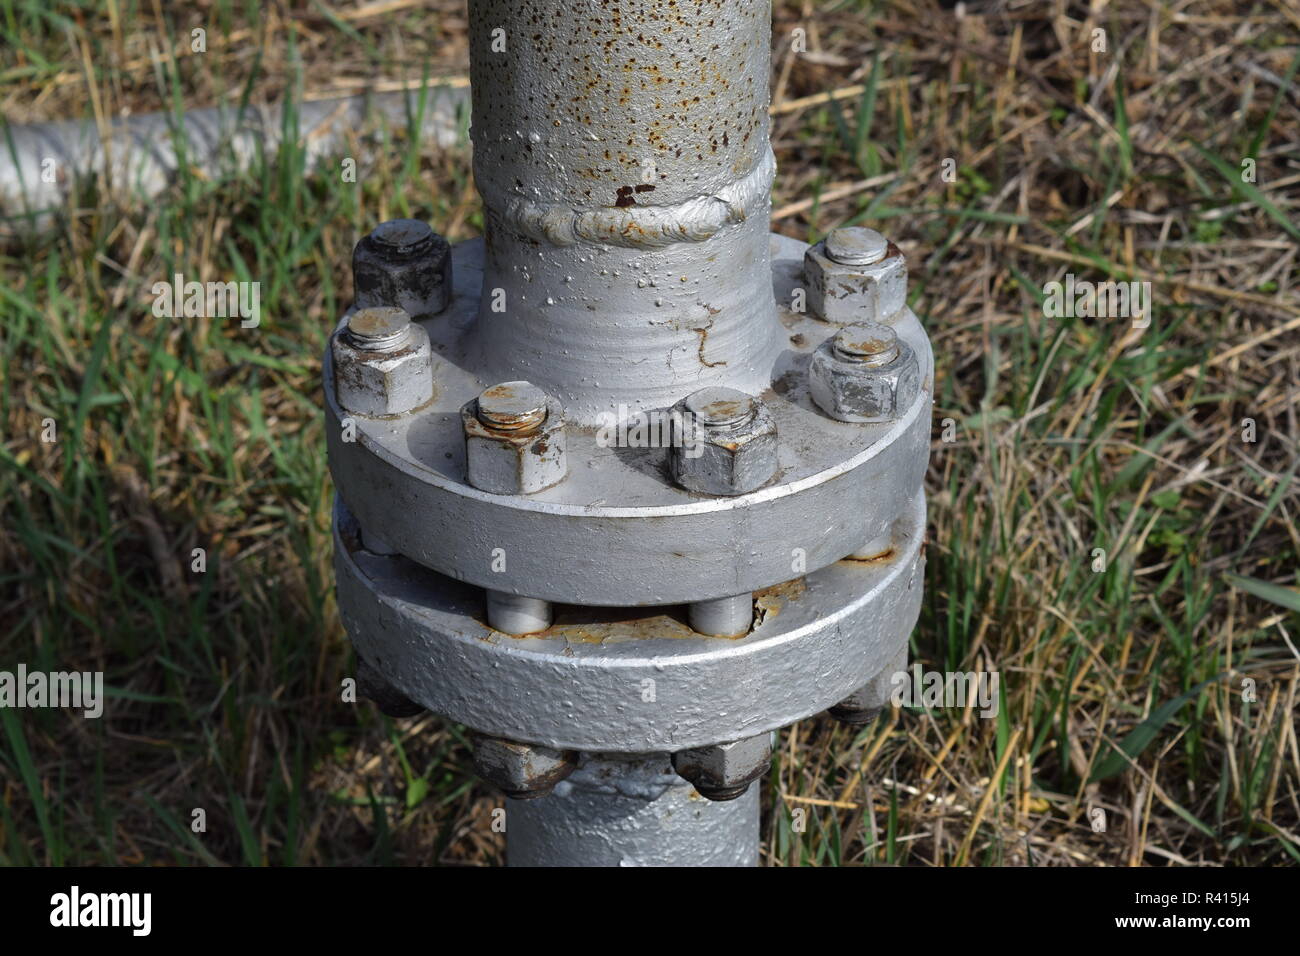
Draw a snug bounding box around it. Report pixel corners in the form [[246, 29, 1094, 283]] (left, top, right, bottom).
[[803, 234, 907, 325], [672, 735, 771, 801], [670, 389, 778, 496], [332, 312, 434, 417], [353, 219, 452, 319], [463, 390, 568, 495], [809, 329, 920, 423], [472, 736, 577, 800]]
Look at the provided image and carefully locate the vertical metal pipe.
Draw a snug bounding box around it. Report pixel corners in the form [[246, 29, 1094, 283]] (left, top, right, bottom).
[[462, 0, 782, 866], [465, 0, 785, 424], [507, 754, 760, 867]]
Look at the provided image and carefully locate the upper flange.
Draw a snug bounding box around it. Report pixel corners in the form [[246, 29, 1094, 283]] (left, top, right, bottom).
[[325, 232, 933, 608]]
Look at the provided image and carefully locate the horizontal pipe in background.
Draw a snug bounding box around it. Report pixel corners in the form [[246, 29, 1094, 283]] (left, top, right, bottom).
[[0, 85, 469, 238]]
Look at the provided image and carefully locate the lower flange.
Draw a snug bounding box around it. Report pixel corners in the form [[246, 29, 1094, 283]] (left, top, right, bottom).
[[336, 492, 925, 753]]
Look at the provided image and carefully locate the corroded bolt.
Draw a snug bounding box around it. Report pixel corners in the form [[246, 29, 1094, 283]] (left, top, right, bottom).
[[808, 322, 920, 424], [346, 306, 412, 352], [332, 306, 434, 417], [471, 736, 578, 800], [832, 321, 899, 367], [671, 387, 778, 496], [803, 226, 907, 324], [477, 381, 549, 432], [684, 386, 757, 430], [462, 381, 568, 495], [824, 226, 889, 266], [671, 734, 772, 802]]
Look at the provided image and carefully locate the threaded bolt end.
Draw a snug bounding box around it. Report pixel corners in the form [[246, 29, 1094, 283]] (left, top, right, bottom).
[[833, 322, 899, 367], [477, 381, 549, 431], [683, 386, 757, 430], [825, 227, 889, 266], [346, 306, 412, 352], [368, 219, 435, 258]]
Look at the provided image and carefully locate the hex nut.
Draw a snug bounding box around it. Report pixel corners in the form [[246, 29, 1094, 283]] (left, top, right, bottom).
[[803, 237, 908, 324], [462, 385, 568, 495], [471, 736, 577, 800], [670, 388, 778, 496], [828, 646, 908, 727], [671, 734, 772, 801], [332, 308, 435, 417], [808, 325, 921, 424], [827, 683, 885, 726], [353, 219, 452, 319], [355, 654, 424, 719]]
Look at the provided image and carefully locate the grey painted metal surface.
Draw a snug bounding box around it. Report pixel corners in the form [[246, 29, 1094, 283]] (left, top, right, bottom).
[[334, 492, 924, 753], [507, 754, 760, 867], [325, 0, 934, 867]]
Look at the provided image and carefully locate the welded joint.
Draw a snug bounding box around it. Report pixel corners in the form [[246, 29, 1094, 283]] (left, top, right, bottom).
[[492, 147, 777, 249]]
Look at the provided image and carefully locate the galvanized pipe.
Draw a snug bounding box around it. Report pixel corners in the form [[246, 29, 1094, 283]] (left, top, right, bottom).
[[507, 754, 759, 867], [326, 0, 933, 868], [0, 87, 467, 239], [465, 0, 785, 424]]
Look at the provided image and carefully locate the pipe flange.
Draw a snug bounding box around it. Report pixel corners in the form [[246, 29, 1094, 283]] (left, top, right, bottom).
[[334, 492, 925, 753], [326, 234, 932, 608]]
